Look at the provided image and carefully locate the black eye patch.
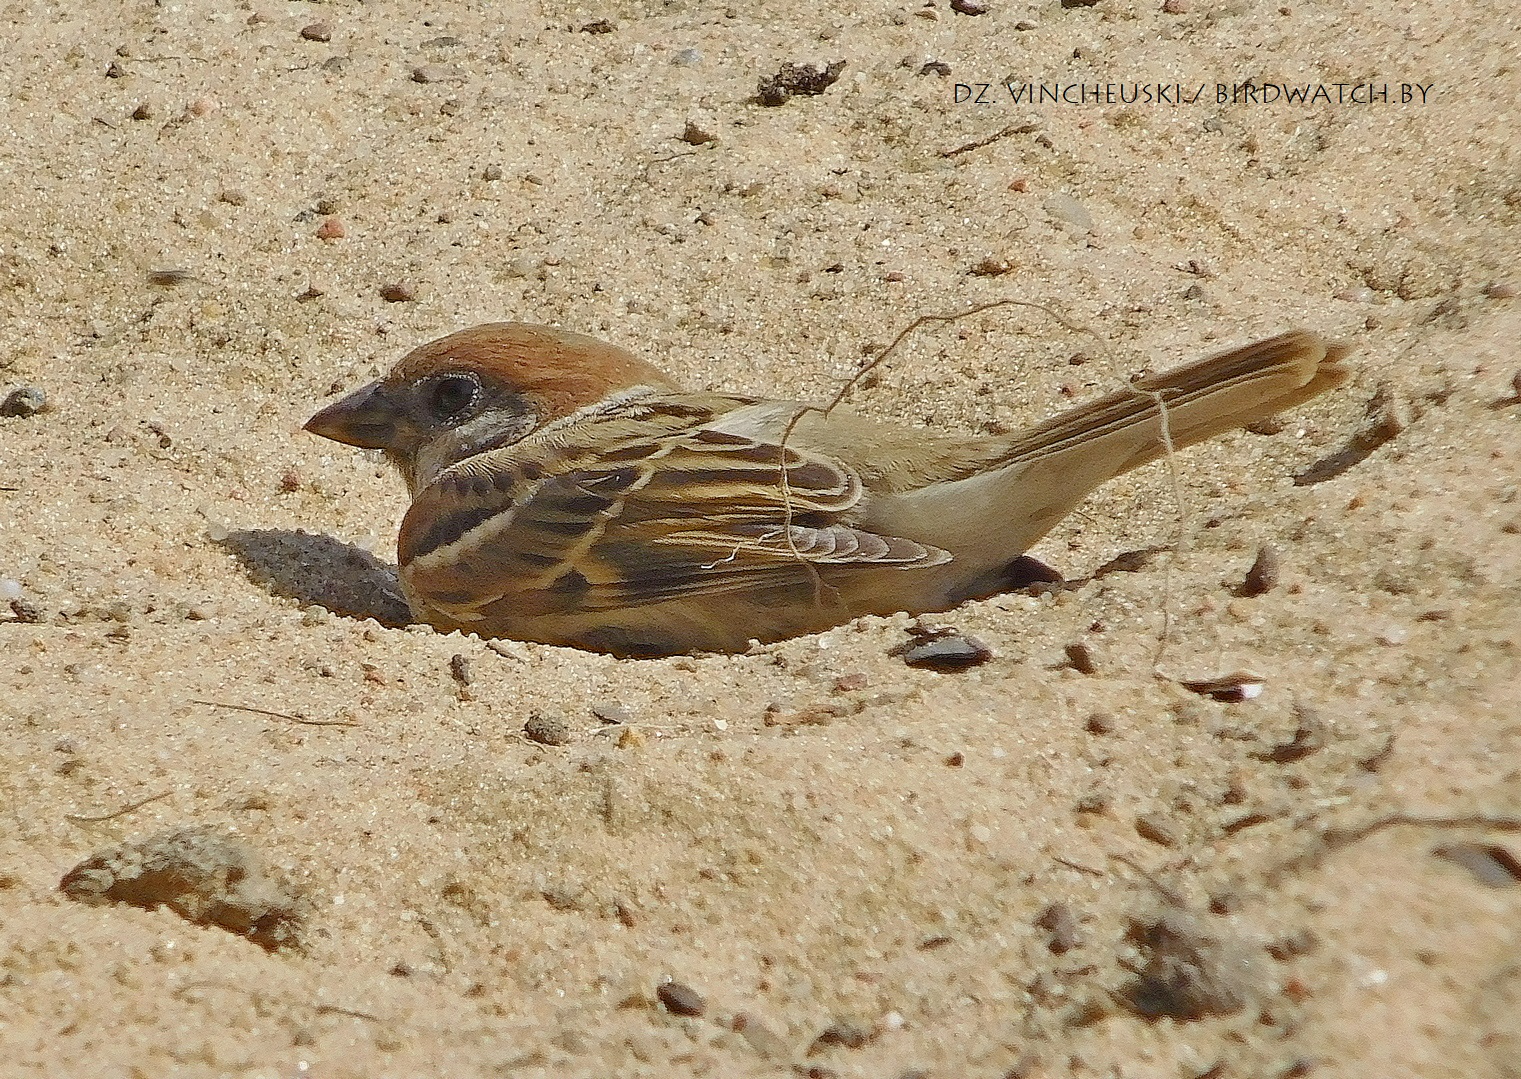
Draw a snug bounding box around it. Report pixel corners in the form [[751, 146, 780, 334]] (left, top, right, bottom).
[[426, 374, 480, 423]]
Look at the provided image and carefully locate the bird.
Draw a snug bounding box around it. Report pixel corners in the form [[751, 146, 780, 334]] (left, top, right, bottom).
[[304, 322, 1350, 657]]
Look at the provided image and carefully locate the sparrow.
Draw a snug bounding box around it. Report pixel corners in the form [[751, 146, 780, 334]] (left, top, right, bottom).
[[305, 322, 1350, 657]]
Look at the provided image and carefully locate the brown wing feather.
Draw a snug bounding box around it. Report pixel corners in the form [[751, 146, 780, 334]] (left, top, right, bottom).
[[397, 396, 949, 621]]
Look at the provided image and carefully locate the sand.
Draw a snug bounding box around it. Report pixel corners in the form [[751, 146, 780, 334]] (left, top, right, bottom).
[[1, 0, 1519, 1075]]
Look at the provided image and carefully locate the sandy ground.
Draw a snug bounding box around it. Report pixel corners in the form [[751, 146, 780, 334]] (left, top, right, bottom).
[[2, 0, 1519, 1076]]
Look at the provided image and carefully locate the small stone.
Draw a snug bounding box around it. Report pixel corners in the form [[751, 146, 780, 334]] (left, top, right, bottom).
[[680, 120, 717, 145], [580, 19, 615, 33], [105, 60, 127, 78], [671, 47, 703, 66], [756, 60, 845, 106], [1064, 641, 1097, 674], [1122, 913, 1256, 1019], [187, 96, 218, 118], [1084, 711, 1115, 735], [896, 632, 992, 671], [1483, 281, 1517, 300], [1161, 0, 1189, 12], [130, 102, 152, 120], [1061, 0, 1100, 7], [1044, 192, 1093, 235], [218, 189, 247, 206], [300, 21, 332, 42], [524, 713, 571, 746], [590, 701, 632, 724], [1, 387, 47, 418], [1015, 18, 1039, 28], [147, 268, 193, 287], [482, 163, 504, 181], [1135, 813, 1181, 847], [656, 980, 706, 1017], [448, 654, 473, 686], [733, 1012, 790, 1060], [1433, 843, 1521, 887], [412, 64, 462, 84], [918, 61, 952, 77], [59, 828, 304, 951], [970, 257, 1014, 277], [315, 217, 346, 240], [1334, 285, 1376, 303], [1239, 544, 1281, 596], [809, 1020, 872, 1053], [950, 0, 989, 13], [1178, 670, 1266, 702], [379, 281, 418, 303], [1035, 902, 1080, 954]]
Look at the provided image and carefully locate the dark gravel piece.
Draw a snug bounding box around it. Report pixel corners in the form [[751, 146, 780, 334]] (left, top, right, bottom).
[[656, 980, 706, 1016], [897, 633, 992, 671], [1064, 641, 1097, 674], [1, 387, 47, 418], [1135, 813, 1181, 848], [59, 828, 304, 951], [1122, 913, 1255, 1020], [809, 1020, 872, 1053], [524, 712, 571, 746], [1035, 901, 1081, 954], [756, 61, 845, 106], [1239, 544, 1282, 596]]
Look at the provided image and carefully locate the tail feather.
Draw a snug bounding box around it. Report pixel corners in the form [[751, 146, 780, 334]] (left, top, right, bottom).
[[865, 330, 1351, 573], [989, 330, 1351, 476]]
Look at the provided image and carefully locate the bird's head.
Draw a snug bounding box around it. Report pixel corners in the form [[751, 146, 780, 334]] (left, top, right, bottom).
[[304, 322, 677, 492]]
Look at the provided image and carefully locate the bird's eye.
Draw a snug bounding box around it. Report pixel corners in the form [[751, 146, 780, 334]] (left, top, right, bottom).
[[427, 374, 478, 422]]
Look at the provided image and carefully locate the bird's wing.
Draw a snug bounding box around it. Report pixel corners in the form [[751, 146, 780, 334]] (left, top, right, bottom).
[[397, 396, 949, 618]]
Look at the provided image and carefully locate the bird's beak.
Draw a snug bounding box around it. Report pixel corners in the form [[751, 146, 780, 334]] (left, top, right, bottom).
[[304, 380, 402, 450]]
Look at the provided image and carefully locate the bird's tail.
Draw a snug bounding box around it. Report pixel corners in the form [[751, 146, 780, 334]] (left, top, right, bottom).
[[871, 330, 1352, 570]]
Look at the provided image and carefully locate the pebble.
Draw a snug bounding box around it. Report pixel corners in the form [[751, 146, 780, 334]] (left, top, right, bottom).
[[1239, 543, 1281, 596], [919, 61, 951, 77], [733, 1012, 790, 1060], [950, 0, 989, 13], [1162, 0, 1190, 11], [1034, 901, 1081, 954], [524, 713, 571, 746], [448, 653, 473, 686], [315, 217, 346, 240], [300, 21, 332, 42], [481, 163, 504, 181], [680, 120, 717, 146], [671, 47, 703, 66], [1044, 192, 1092, 235], [130, 102, 152, 120], [897, 632, 992, 671], [1433, 842, 1521, 887], [379, 281, 418, 303], [656, 980, 706, 1017], [1064, 641, 1097, 674], [1135, 812, 1181, 847], [809, 1020, 872, 1052], [1, 386, 47, 418], [1334, 285, 1375, 303], [591, 701, 632, 724], [412, 64, 462, 84], [970, 257, 1014, 277], [1483, 281, 1517, 299]]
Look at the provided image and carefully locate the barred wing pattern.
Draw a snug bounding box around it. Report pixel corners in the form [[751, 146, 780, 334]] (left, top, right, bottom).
[[397, 396, 949, 622]]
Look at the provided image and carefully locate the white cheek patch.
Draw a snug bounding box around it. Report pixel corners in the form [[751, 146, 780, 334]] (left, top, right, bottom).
[[414, 408, 538, 490]]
